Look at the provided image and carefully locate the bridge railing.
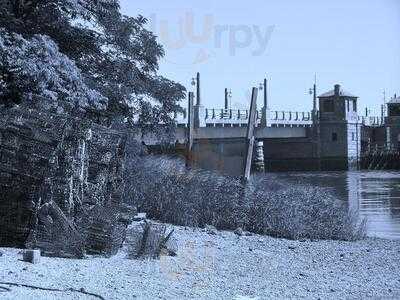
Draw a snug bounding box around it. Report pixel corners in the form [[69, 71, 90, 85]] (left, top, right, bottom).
[[176, 110, 387, 126], [175, 108, 313, 127], [359, 116, 384, 127], [269, 111, 312, 122], [202, 109, 312, 121], [205, 109, 250, 120]]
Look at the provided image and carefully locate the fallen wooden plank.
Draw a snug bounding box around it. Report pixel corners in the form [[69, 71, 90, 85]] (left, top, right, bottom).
[[243, 87, 259, 181]]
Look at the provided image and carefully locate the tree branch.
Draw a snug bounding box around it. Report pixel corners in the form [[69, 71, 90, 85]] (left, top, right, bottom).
[[0, 282, 105, 300]]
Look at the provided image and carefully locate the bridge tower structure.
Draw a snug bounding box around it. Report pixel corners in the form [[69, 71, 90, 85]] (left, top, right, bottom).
[[317, 84, 361, 170], [386, 94, 400, 150]]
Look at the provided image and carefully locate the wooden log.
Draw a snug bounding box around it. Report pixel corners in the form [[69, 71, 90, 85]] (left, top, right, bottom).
[[243, 88, 259, 181], [157, 229, 175, 257]]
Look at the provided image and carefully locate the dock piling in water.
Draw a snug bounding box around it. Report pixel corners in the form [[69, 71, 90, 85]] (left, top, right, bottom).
[[244, 87, 259, 181]]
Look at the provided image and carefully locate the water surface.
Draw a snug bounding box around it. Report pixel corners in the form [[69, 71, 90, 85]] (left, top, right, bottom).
[[273, 171, 400, 240]]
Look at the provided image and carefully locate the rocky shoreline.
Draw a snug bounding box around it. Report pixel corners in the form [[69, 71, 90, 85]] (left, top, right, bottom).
[[1, 225, 399, 299]]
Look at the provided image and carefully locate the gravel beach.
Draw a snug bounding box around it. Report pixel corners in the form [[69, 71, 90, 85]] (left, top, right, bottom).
[[1, 225, 400, 300]]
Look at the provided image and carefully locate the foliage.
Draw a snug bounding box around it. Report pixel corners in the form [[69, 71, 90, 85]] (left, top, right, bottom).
[[0, 0, 185, 128], [126, 156, 366, 241], [0, 30, 105, 113]]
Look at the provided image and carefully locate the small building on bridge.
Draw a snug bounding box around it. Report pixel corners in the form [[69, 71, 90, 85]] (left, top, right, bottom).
[[317, 84, 361, 170]]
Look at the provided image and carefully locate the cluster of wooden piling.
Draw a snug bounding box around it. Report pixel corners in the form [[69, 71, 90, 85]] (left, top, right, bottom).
[[361, 147, 400, 170]]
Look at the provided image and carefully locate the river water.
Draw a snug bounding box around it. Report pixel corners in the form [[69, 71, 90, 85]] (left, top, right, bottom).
[[272, 171, 400, 240]]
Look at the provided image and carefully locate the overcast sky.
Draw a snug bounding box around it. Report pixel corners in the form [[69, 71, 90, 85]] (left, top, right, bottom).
[[121, 0, 400, 115]]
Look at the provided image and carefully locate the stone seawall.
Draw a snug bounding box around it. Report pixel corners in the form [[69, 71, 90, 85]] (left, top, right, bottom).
[[0, 108, 128, 257]]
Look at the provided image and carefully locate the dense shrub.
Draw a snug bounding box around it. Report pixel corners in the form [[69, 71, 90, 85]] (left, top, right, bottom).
[[126, 156, 366, 241]]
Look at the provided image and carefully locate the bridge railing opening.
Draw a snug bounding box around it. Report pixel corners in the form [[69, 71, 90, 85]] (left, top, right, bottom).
[[175, 108, 314, 127], [205, 109, 250, 120], [270, 111, 312, 122]]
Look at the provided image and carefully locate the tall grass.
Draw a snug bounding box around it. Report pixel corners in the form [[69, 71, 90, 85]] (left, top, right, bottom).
[[125, 155, 366, 241]]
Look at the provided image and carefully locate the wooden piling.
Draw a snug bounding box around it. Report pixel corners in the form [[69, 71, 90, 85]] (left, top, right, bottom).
[[243, 87, 259, 181], [186, 92, 195, 166], [196, 73, 201, 106]]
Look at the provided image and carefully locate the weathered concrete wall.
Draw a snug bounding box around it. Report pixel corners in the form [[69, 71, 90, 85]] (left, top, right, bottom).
[[188, 123, 366, 173], [191, 139, 246, 176], [263, 137, 318, 171], [318, 122, 357, 170], [143, 126, 308, 145], [319, 123, 347, 158], [151, 114, 393, 174], [190, 136, 319, 174], [169, 127, 310, 175], [0, 108, 127, 256]]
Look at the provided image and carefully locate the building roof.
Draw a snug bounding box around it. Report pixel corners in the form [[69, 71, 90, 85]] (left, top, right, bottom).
[[318, 88, 357, 98], [388, 96, 400, 104]]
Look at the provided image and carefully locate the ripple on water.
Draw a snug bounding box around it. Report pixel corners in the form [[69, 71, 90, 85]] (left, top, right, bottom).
[[271, 171, 400, 240]]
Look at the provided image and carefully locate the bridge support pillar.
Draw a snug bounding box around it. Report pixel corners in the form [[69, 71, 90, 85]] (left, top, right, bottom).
[[261, 108, 270, 127], [253, 141, 265, 172], [194, 105, 206, 128]]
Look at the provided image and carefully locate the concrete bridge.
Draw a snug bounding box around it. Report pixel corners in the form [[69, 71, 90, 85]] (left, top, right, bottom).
[[171, 109, 385, 141], [144, 73, 399, 175]]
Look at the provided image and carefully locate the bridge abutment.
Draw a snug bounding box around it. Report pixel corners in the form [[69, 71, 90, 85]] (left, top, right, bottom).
[[194, 105, 206, 128]]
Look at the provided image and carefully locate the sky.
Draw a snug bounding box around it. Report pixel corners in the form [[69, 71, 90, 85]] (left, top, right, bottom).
[[120, 0, 400, 115]]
